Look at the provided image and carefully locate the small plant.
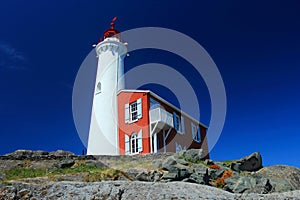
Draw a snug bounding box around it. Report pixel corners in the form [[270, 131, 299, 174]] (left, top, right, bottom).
[[209, 164, 221, 170], [24, 160, 31, 168], [83, 168, 123, 182], [4, 167, 47, 180], [183, 157, 208, 166], [221, 160, 236, 167], [2, 161, 131, 183], [0, 181, 12, 186]]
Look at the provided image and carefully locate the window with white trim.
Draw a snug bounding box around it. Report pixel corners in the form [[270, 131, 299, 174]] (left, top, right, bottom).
[[125, 130, 143, 155], [173, 112, 185, 134], [130, 133, 138, 154], [174, 113, 180, 131], [191, 122, 201, 142], [125, 98, 142, 124], [130, 101, 138, 122]]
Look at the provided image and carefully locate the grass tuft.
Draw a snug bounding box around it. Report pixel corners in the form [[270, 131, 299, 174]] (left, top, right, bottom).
[[2, 163, 124, 182]]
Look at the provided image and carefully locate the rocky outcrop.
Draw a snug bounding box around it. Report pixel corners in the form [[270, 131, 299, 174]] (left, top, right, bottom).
[[257, 165, 300, 192], [230, 152, 262, 172], [1, 150, 92, 161], [224, 174, 272, 193], [178, 148, 205, 163], [0, 149, 300, 199], [1, 181, 300, 200], [53, 159, 75, 169]]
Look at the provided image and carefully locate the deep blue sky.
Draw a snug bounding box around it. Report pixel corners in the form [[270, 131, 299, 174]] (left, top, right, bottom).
[[0, 1, 299, 167]]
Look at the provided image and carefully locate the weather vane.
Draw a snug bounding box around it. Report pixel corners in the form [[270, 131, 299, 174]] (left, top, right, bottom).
[[110, 16, 117, 29]]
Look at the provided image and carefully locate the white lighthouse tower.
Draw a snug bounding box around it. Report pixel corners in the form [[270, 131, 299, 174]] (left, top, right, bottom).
[[87, 17, 127, 155]]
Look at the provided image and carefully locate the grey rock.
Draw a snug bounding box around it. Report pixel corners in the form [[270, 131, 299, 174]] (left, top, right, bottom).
[[231, 152, 262, 172], [85, 160, 107, 168], [209, 168, 225, 180], [224, 176, 257, 193], [0, 174, 5, 181], [224, 175, 272, 194], [32, 150, 49, 156], [124, 169, 163, 182], [161, 156, 177, 169], [125, 168, 147, 180], [231, 162, 241, 172], [257, 165, 300, 192], [152, 170, 163, 182], [0, 160, 24, 171], [189, 169, 209, 185], [49, 150, 75, 157], [4, 150, 33, 159], [245, 176, 273, 194], [113, 174, 129, 181], [204, 159, 214, 165], [0, 186, 17, 200], [54, 159, 75, 169], [163, 163, 193, 181], [136, 172, 151, 182], [17, 188, 31, 199], [179, 149, 205, 163], [152, 160, 162, 168], [182, 163, 210, 184], [162, 172, 178, 180], [176, 159, 189, 166], [3, 181, 300, 200], [191, 163, 209, 171]]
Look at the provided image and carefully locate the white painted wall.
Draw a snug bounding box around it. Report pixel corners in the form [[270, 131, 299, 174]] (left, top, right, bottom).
[[87, 37, 127, 155]]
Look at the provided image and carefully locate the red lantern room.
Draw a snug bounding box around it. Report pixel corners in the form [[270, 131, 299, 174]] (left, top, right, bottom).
[[99, 17, 121, 43]]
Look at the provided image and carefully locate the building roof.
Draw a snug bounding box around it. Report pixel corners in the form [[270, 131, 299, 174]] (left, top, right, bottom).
[[117, 89, 208, 129]]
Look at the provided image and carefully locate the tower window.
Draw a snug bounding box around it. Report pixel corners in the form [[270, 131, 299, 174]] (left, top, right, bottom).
[[96, 82, 101, 94]]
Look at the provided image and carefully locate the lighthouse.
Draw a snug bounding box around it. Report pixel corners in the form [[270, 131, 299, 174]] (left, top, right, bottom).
[[87, 17, 127, 155]]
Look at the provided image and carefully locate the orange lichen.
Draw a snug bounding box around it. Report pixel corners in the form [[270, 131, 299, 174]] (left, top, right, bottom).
[[209, 164, 221, 170], [214, 169, 233, 188], [222, 170, 233, 179]]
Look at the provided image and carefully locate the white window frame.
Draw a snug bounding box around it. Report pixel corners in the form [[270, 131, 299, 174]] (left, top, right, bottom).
[[130, 133, 139, 154], [128, 130, 143, 155], [125, 98, 142, 124], [180, 116, 185, 135], [173, 112, 184, 134], [130, 101, 138, 122], [191, 122, 201, 143]]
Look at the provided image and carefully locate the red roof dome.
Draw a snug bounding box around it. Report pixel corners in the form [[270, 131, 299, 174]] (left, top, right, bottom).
[[100, 17, 121, 42]]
